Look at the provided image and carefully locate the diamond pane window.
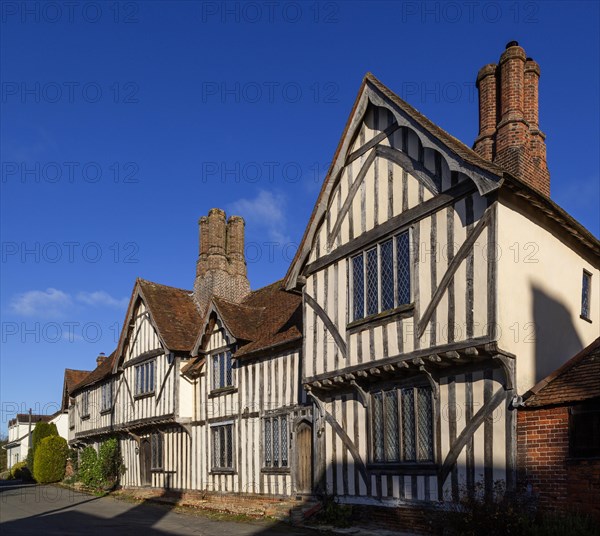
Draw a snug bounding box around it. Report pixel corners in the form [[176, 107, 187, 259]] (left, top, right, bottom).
[[135, 360, 155, 396], [213, 351, 233, 390], [281, 417, 288, 467], [352, 254, 364, 320], [417, 388, 434, 461], [212, 424, 233, 470], [380, 239, 394, 311], [273, 418, 280, 467], [372, 392, 384, 462], [151, 432, 163, 470], [397, 232, 411, 305], [402, 389, 416, 461], [264, 419, 272, 467], [384, 390, 400, 461], [366, 248, 378, 316]]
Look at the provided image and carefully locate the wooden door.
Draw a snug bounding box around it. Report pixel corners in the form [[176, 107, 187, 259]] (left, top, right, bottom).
[[140, 438, 152, 487], [295, 422, 313, 494]]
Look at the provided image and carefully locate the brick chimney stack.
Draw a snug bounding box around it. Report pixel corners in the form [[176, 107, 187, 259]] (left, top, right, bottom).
[[96, 352, 107, 367], [473, 41, 550, 196], [194, 208, 250, 314]]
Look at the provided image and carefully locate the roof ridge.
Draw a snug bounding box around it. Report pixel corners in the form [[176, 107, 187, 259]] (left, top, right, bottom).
[[137, 277, 192, 294]]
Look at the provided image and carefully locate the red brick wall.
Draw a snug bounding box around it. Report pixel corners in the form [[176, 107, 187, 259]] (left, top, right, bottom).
[[517, 406, 600, 518]]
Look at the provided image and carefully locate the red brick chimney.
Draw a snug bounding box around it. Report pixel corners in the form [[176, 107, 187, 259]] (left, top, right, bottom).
[[473, 41, 550, 196], [96, 352, 107, 367], [193, 208, 250, 314]]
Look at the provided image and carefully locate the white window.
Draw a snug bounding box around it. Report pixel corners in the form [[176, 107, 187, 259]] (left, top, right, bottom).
[[135, 360, 155, 396], [263, 415, 289, 468], [212, 351, 233, 390], [211, 424, 233, 470], [101, 381, 113, 411], [351, 231, 411, 321]]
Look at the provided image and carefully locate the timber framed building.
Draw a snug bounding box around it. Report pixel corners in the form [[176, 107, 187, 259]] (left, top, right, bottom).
[[64, 42, 599, 519]]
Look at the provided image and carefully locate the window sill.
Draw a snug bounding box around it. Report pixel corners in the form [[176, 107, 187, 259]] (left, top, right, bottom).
[[100, 408, 113, 415], [261, 467, 291, 475], [580, 315, 592, 324], [134, 392, 155, 400], [209, 386, 237, 398], [348, 304, 414, 332], [210, 468, 236, 475], [567, 455, 600, 463], [367, 462, 437, 475], [81, 415, 90, 421]]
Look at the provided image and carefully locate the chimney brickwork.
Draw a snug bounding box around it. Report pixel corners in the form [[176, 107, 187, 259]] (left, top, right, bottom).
[[473, 42, 550, 196], [193, 208, 250, 314]]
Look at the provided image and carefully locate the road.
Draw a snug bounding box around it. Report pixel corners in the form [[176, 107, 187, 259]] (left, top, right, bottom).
[[0, 481, 318, 536]]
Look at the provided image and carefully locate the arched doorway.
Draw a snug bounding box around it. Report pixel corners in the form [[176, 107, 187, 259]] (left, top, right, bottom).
[[139, 437, 151, 487]]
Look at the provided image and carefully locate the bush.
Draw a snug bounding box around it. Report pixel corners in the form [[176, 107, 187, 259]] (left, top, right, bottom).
[[9, 460, 32, 481], [27, 421, 58, 474], [76, 439, 125, 491], [78, 446, 101, 488], [33, 436, 68, 483]]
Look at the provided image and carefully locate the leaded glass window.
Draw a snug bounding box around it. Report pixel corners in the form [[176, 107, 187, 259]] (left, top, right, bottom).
[[151, 432, 163, 470], [263, 415, 289, 469], [212, 424, 233, 470], [81, 391, 89, 417], [351, 231, 411, 321], [212, 351, 233, 390], [101, 381, 113, 411], [135, 360, 155, 396], [371, 386, 433, 464]]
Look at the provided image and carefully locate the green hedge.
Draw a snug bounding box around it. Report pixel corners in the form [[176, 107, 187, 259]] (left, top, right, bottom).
[[77, 439, 125, 490], [27, 421, 58, 473], [9, 460, 32, 481], [33, 435, 68, 483]]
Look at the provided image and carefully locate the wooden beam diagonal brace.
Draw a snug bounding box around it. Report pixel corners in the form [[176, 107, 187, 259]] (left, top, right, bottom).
[[304, 293, 347, 358], [439, 387, 505, 486], [345, 123, 401, 165], [155, 358, 175, 406], [418, 206, 492, 338]]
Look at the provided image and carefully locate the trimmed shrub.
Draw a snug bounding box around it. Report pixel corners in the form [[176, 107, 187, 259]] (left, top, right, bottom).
[[33, 435, 68, 483], [27, 421, 58, 474], [9, 460, 32, 481]]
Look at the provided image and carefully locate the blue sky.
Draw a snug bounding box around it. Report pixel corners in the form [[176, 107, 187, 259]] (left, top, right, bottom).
[[1, 1, 598, 434]]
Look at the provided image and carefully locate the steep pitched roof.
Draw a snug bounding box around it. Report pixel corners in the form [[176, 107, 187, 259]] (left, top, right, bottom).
[[185, 280, 302, 376], [523, 338, 600, 408], [137, 279, 202, 352], [70, 351, 117, 395], [284, 72, 600, 290], [61, 368, 92, 410]]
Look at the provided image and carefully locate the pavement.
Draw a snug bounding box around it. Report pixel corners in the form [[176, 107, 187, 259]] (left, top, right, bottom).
[[0, 481, 318, 536]]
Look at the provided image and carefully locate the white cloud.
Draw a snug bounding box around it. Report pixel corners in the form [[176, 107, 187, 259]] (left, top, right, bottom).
[[76, 291, 128, 309], [10, 288, 73, 318], [9, 288, 128, 318], [228, 190, 290, 243]]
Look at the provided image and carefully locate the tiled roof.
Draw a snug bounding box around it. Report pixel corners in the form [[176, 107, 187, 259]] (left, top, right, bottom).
[[234, 280, 302, 357], [8, 414, 53, 427], [138, 278, 202, 352], [64, 369, 92, 394], [70, 351, 117, 394], [523, 338, 600, 408]]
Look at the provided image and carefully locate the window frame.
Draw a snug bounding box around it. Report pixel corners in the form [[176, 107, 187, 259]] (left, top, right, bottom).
[[350, 229, 412, 323], [569, 401, 600, 459], [262, 414, 290, 472], [368, 383, 436, 471], [211, 423, 235, 472], [101, 380, 113, 412], [134, 359, 156, 397], [81, 390, 90, 418], [151, 431, 164, 471], [211, 350, 234, 392], [581, 270, 592, 322]]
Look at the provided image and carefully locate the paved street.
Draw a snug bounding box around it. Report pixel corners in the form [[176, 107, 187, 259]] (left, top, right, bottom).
[[0, 481, 317, 536]]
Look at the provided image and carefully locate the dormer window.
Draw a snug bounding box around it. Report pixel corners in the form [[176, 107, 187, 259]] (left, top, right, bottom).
[[212, 350, 233, 390]]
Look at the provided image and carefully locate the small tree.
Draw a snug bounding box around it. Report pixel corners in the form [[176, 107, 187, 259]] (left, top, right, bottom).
[[98, 438, 124, 489], [27, 421, 58, 473], [33, 435, 68, 483]]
